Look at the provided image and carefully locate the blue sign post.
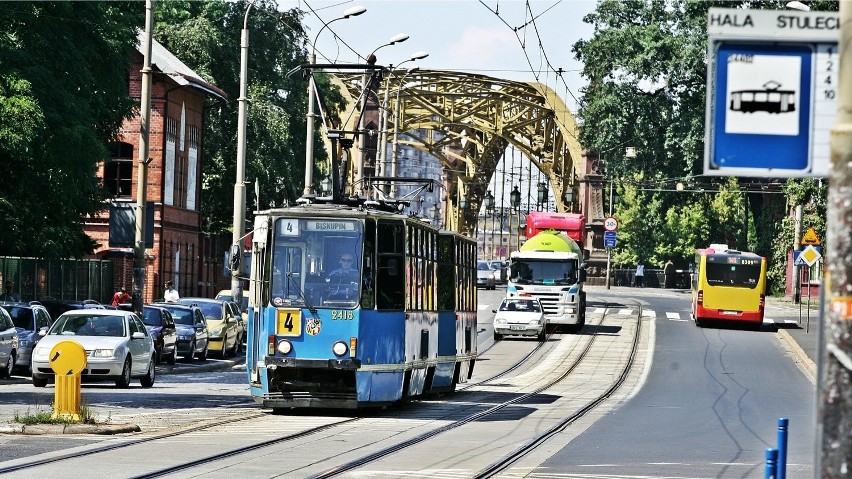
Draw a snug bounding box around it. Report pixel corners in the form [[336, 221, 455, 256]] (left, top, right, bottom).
[[604, 231, 617, 249]]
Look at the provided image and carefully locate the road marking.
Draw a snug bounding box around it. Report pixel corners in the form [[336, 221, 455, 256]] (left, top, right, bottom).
[[593, 307, 607, 314], [618, 308, 633, 315], [666, 312, 686, 321], [642, 309, 656, 318]]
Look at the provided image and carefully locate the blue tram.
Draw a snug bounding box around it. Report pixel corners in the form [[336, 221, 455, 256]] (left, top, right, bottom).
[[245, 202, 478, 409]]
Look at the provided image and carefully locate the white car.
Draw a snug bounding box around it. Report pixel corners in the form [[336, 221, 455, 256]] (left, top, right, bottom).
[[31, 309, 156, 388], [492, 297, 547, 342]]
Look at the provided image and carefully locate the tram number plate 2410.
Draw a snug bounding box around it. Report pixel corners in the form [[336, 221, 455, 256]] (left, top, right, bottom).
[[276, 309, 301, 336]]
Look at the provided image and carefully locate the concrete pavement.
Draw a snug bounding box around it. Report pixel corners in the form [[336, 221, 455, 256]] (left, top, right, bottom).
[[0, 355, 246, 435]]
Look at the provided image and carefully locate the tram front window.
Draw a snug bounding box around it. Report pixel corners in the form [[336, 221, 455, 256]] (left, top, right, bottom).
[[271, 218, 363, 308]]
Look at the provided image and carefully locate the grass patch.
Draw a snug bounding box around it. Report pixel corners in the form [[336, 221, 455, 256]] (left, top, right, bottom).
[[13, 403, 107, 425]]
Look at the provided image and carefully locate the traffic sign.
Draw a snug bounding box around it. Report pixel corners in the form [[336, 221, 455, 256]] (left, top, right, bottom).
[[603, 217, 619, 232], [604, 231, 617, 248], [801, 227, 821, 246], [704, 8, 838, 178], [797, 244, 822, 267]]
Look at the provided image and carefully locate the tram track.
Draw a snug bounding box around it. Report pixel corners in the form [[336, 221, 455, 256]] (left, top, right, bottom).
[[0, 301, 643, 479]]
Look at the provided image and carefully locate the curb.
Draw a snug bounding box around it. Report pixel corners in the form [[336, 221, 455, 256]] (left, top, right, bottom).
[[1, 357, 247, 436], [778, 328, 817, 384]]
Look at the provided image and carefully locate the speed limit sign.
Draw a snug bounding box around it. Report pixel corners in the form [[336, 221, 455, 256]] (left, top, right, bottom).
[[604, 216, 619, 232]]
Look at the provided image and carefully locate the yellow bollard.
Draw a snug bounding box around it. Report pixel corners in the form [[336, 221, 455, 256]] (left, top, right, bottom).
[[49, 341, 87, 422]]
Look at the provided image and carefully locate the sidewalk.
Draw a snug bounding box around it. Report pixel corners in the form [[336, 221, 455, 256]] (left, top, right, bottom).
[[766, 295, 821, 383], [0, 356, 246, 435]]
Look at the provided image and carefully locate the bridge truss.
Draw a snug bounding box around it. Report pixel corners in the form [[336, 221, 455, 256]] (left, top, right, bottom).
[[331, 69, 584, 235]]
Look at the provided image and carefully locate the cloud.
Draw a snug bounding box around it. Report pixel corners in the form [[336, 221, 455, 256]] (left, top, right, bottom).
[[449, 27, 517, 69]]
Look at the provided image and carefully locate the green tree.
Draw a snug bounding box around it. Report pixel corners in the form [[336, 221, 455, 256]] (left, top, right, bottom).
[[154, 0, 347, 235], [0, 3, 143, 257], [573, 0, 832, 294]]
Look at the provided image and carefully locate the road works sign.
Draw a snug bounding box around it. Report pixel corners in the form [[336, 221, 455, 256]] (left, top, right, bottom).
[[704, 8, 838, 178]]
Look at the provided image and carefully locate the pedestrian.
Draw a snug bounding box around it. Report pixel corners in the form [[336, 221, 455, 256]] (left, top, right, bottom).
[[111, 287, 131, 306], [635, 263, 645, 288], [664, 260, 676, 288], [164, 280, 180, 302], [0, 281, 19, 302]]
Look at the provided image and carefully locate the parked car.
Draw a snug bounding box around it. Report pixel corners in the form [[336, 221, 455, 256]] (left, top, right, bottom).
[[142, 305, 178, 365], [178, 297, 243, 357], [37, 299, 107, 323], [31, 309, 156, 388], [492, 297, 547, 342], [215, 289, 249, 316], [477, 260, 496, 290], [153, 302, 209, 361], [4, 302, 52, 373], [489, 260, 508, 284], [0, 306, 18, 378]]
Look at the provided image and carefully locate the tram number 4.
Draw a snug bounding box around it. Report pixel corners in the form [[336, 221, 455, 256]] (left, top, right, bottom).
[[276, 309, 302, 336], [331, 310, 354, 320]]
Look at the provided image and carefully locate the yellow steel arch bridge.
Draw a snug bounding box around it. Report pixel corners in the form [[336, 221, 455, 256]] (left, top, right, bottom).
[[330, 69, 584, 235]]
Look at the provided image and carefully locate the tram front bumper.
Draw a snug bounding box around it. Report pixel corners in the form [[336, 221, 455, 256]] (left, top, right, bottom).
[[265, 356, 361, 370]]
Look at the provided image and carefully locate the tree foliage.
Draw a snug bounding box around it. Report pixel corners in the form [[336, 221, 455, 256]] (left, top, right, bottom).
[[0, 3, 143, 257], [573, 0, 832, 294]]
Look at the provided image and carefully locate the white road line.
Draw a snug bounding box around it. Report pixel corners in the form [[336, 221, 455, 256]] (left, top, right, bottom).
[[642, 309, 656, 318], [618, 308, 633, 316], [666, 312, 686, 321], [593, 307, 607, 314]]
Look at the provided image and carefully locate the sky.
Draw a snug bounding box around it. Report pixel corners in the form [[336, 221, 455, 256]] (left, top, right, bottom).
[[292, 0, 598, 112]]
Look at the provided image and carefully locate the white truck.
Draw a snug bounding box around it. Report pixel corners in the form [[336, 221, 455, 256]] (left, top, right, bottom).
[[506, 230, 587, 331]]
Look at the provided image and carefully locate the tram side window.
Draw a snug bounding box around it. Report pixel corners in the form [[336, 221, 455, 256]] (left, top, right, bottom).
[[377, 222, 405, 310], [361, 219, 376, 310], [436, 236, 454, 311]]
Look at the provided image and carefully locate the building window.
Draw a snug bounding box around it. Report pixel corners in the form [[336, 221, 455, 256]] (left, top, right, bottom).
[[105, 142, 134, 198]]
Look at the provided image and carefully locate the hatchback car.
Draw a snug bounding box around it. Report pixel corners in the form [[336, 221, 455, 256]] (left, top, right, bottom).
[[489, 260, 508, 284], [178, 297, 243, 357], [0, 306, 18, 378], [477, 260, 496, 290], [142, 305, 178, 365], [492, 297, 547, 342], [153, 303, 209, 361], [31, 309, 155, 388], [4, 302, 52, 373]]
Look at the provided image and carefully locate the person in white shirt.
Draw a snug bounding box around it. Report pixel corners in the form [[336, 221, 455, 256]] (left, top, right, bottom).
[[164, 280, 180, 302], [635, 263, 645, 288]]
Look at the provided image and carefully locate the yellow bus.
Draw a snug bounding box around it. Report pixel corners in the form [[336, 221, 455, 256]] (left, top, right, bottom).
[[691, 244, 767, 328]]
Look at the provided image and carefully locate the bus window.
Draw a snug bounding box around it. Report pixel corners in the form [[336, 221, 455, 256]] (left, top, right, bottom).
[[705, 262, 761, 288]]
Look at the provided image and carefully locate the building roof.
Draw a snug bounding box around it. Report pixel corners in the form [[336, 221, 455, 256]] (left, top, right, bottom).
[[137, 33, 227, 101]]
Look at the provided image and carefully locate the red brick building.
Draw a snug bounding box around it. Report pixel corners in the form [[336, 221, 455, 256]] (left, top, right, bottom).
[[84, 36, 229, 303]]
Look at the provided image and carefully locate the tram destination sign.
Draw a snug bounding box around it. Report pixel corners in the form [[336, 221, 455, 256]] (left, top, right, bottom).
[[704, 8, 838, 178]]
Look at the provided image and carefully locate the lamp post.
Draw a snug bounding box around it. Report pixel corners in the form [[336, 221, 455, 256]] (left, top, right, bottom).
[[605, 147, 634, 290], [510, 185, 522, 251], [133, 0, 154, 315], [536, 181, 548, 211], [355, 33, 409, 195], [484, 190, 495, 260], [376, 51, 429, 193], [303, 5, 367, 197], [429, 203, 440, 227], [230, 0, 262, 311], [320, 176, 332, 196]]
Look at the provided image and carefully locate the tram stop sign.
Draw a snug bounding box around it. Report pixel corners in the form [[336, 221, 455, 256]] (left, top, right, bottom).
[[704, 8, 839, 178]]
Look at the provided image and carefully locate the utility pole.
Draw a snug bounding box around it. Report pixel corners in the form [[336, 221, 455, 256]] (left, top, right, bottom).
[[792, 204, 803, 303], [133, 0, 154, 315], [819, 2, 852, 475]]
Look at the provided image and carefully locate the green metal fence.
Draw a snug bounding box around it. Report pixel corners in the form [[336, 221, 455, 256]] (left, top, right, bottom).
[[0, 257, 114, 304]]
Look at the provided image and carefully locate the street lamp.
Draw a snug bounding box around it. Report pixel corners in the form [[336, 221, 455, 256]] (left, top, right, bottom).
[[377, 50, 428, 184], [537, 181, 548, 210], [355, 33, 410, 195], [320, 176, 332, 196], [484, 190, 495, 211], [510, 186, 521, 209], [303, 5, 367, 197], [231, 0, 259, 311]]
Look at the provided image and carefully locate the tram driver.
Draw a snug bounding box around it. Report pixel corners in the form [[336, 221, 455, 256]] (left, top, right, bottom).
[[326, 252, 360, 301]]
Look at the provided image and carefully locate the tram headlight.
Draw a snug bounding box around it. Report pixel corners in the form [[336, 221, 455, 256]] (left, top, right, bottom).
[[332, 341, 348, 357], [276, 339, 293, 355]]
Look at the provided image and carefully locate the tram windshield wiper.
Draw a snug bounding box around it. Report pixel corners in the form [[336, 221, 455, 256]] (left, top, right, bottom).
[[286, 272, 317, 314]]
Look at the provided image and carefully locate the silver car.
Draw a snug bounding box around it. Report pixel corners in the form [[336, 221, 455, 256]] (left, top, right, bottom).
[[31, 309, 155, 388], [0, 307, 18, 378], [4, 302, 52, 373]]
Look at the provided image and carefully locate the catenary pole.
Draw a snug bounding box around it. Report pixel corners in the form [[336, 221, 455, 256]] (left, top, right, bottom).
[[133, 0, 154, 315], [819, 1, 852, 475]]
